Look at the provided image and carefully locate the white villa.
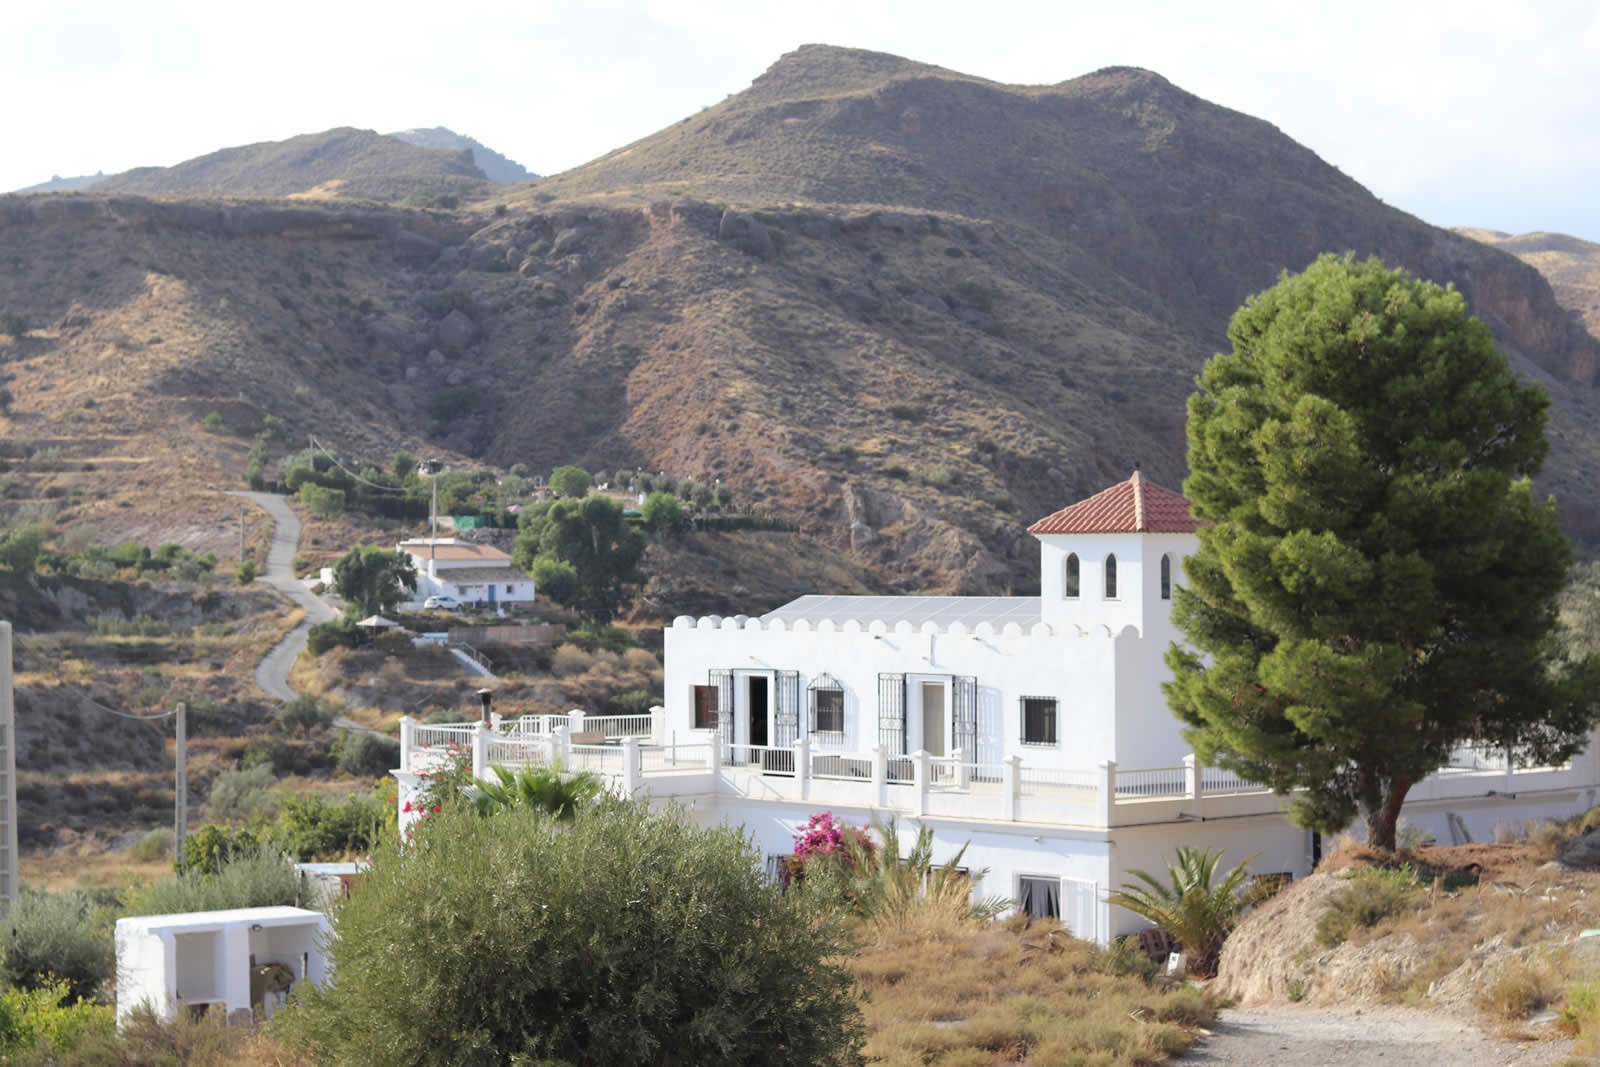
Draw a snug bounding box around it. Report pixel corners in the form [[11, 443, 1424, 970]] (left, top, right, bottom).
[[393, 472, 1600, 943], [398, 538, 535, 609]]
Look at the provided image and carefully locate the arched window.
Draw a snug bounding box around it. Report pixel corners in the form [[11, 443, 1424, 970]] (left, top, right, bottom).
[[1104, 554, 1118, 599], [1064, 553, 1080, 599], [1160, 554, 1172, 600]]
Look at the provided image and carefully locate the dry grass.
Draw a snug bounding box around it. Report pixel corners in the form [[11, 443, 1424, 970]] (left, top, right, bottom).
[[852, 916, 1213, 1066], [1475, 951, 1570, 1022]]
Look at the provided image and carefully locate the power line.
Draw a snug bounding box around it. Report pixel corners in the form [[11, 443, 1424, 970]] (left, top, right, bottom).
[[80, 699, 178, 722], [305, 436, 414, 495]]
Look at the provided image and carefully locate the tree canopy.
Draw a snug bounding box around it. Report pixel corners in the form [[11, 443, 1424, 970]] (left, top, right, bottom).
[[513, 496, 644, 621], [1165, 253, 1600, 851], [548, 464, 592, 499], [333, 545, 417, 618], [280, 800, 864, 1066]]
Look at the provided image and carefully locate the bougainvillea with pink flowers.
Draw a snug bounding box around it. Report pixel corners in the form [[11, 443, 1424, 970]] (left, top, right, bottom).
[[782, 812, 875, 885]]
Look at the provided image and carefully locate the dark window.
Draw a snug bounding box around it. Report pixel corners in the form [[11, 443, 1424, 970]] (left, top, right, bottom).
[[1064, 553, 1080, 599], [692, 685, 719, 729], [1159, 554, 1171, 600], [1104, 553, 1118, 599], [506, 584, 515, 595], [1022, 696, 1057, 745], [812, 688, 844, 734], [1018, 876, 1060, 920]]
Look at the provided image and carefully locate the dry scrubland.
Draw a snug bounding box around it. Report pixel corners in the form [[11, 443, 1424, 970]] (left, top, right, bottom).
[[1219, 820, 1600, 1055]]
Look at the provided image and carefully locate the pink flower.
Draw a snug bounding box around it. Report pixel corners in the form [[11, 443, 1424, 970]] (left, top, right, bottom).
[[432, 805, 441, 812], [403, 801, 413, 812]]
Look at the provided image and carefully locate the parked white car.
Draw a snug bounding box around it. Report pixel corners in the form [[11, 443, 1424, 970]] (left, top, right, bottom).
[[423, 595, 460, 611]]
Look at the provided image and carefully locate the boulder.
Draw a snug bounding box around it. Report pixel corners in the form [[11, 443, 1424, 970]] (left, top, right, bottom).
[[468, 242, 511, 272], [436, 309, 475, 352], [550, 226, 590, 258]]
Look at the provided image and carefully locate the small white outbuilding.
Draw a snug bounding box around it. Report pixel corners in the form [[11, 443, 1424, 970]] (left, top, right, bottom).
[[114, 906, 330, 1026]]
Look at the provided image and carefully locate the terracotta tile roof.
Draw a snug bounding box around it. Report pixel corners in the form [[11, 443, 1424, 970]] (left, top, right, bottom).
[[398, 540, 512, 562], [1027, 471, 1199, 535]]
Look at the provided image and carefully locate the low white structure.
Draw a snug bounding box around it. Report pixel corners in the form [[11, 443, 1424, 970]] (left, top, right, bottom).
[[393, 472, 1600, 943], [398, 538, 535, 609], [114, 907, 330, 1025]]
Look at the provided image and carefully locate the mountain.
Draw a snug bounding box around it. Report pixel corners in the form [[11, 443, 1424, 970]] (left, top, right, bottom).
[[90, 127, 492, 202], [15, 173, 106, 194], [3, 45, 1599, 604], [1456, 228, 1600, 338], [387, 127, 536, 184]]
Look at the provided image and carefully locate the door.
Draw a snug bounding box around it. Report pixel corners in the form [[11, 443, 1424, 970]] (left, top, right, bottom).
[[487, 583, 497, 604], [920, 683, 946, 756], [748, 675, 769, 747]]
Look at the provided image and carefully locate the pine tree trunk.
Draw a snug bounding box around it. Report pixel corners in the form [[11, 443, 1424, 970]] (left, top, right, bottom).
[[1363, 780, 1414, 852]]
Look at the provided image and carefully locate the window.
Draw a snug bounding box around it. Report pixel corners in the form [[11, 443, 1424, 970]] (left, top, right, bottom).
[[506, 584, 515, 595], [1064, 553, 1080, 599], [1021, 696, 1057, 745], [1018, 876, 1061, 920], [1159, 554, 1171, 600], [692, 684, 719, 729], [1104, 553, 1118, 599], [809, 673, 845, 735]]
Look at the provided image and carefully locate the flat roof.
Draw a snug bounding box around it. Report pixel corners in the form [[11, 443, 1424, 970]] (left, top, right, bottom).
[[763, 595, 1040, 628], [115, 906, 325, 935]]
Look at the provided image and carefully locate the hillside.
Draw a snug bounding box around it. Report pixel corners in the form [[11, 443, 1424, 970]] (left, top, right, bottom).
[[1456, 227, 1600, 338], [91, 127, 493, 202], [15, 172, 106, 194], [388, 127, 537, 184], [4, 45, 1600, 600]]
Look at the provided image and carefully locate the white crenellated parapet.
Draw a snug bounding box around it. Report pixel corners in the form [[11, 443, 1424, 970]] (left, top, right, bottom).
[[868, 620, 889, 635], [894, 620, 915, 636], [818, 619, 835, 633], [672, 615, 694, 630], [842, 620, 862, 633], [697, 616, 721, 630], [793, 619, 811, 632], [975, 622, 997, 638]]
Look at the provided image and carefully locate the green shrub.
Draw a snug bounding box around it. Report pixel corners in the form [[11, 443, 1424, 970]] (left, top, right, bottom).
[[240, 737, 303, 776], [0, 310, 28, 338], [1315, 867, 1421, 946], [131, 828, 174, 863], [333, 731, 400, 778], [201, 412, 224, 432], [306, 617, 362, 656], [89, 614, 173, 638], [300, 483, 346, 518], [914, 465, 961, 488], [641, 491, 683, 532], [1091, 937, 1162, 982], [566, 622, 633, 654], [0, 890, 117, 1003], [608, 689, 658, 716], [234, 558, 256, 584], [0, 977, 115, 1056], [548, 464, 592, 499], [205, 762, 279, 823], [174, 825, 262, 878], [887, 403, 923, 422], [429, 384, 485, 422], [280, 693, 337, 736], [126, 843, 299, 916], [279, 799, 864, 1066], [274, 792, 387, 861]]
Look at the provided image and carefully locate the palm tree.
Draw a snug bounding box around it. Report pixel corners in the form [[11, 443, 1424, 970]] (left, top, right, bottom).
[[1107, 847, 1258, 977], [468, 764, 601, 819]]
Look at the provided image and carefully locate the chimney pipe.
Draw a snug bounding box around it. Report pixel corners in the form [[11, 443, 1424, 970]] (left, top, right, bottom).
[[477, 688, 493, 724]]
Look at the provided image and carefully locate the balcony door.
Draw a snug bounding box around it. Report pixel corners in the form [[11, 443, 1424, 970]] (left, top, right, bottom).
[[920, 682, 947, 757], [747, 674, 769, 747]]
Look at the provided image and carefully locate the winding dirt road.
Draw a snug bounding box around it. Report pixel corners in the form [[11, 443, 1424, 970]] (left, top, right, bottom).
[[232, 491, 337, 701]]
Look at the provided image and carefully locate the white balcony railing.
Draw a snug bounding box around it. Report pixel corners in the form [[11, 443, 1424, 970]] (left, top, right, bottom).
[[399, 710, 1592, 830]]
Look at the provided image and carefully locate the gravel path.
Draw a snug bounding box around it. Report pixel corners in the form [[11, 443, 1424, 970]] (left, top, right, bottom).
[[1179, 1006, 1576, 1066], [234, 490, 337, 703]]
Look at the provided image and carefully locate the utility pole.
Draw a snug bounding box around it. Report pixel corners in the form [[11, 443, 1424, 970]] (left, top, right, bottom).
[[0, 623, 17, 918], [239, 504, 246, 562], [174, 701, 187, 868]]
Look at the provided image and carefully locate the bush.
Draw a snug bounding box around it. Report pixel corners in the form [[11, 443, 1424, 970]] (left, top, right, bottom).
[[174, 824, 262, 878], [0, 890, 117, 1003], [279, 800, 864, 1066], [429, 384, 485, 422], [886, 403, 923, 422], [131, 828, 174, 863], [280, 693, 337, 736], [126, 843, 299, 916], [1315, 867, 1421, 946], [299, 483, 346, 518], [235, 558, 256, 584], [333, 731, 400, 778], [306, 617, 362, 656], [0, 978, 115, 1057], [202, 412, 224, 432], [205, 762, 280, 824], [548, 464, 592, 499], [274, 792, 388, 861], [0, 310, 28, 338], [641, 491, 684, 533]]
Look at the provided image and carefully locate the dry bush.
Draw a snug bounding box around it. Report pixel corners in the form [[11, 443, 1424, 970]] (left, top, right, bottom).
[[853, 915, 1214, 1066], [550, 644, 593, 678], [1476, 952, 1568, 1021], [621, 647, 659, 672]]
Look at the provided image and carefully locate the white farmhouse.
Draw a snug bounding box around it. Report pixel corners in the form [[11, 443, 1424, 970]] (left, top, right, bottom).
[[394, 472, 1600, 943], [398, 538, 535, 609]]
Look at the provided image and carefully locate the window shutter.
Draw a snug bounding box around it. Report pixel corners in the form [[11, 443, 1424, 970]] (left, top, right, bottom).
[[710, 669, 733, 758], [954, 676, 977, 756], [775, 670, 800, 746]]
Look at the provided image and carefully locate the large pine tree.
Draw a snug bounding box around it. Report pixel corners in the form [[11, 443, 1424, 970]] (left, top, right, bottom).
[[1166, 253, 1600, 851]]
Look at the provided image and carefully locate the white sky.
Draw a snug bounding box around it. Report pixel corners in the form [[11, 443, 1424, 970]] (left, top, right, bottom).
[[5, 0, 1597, 240]]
